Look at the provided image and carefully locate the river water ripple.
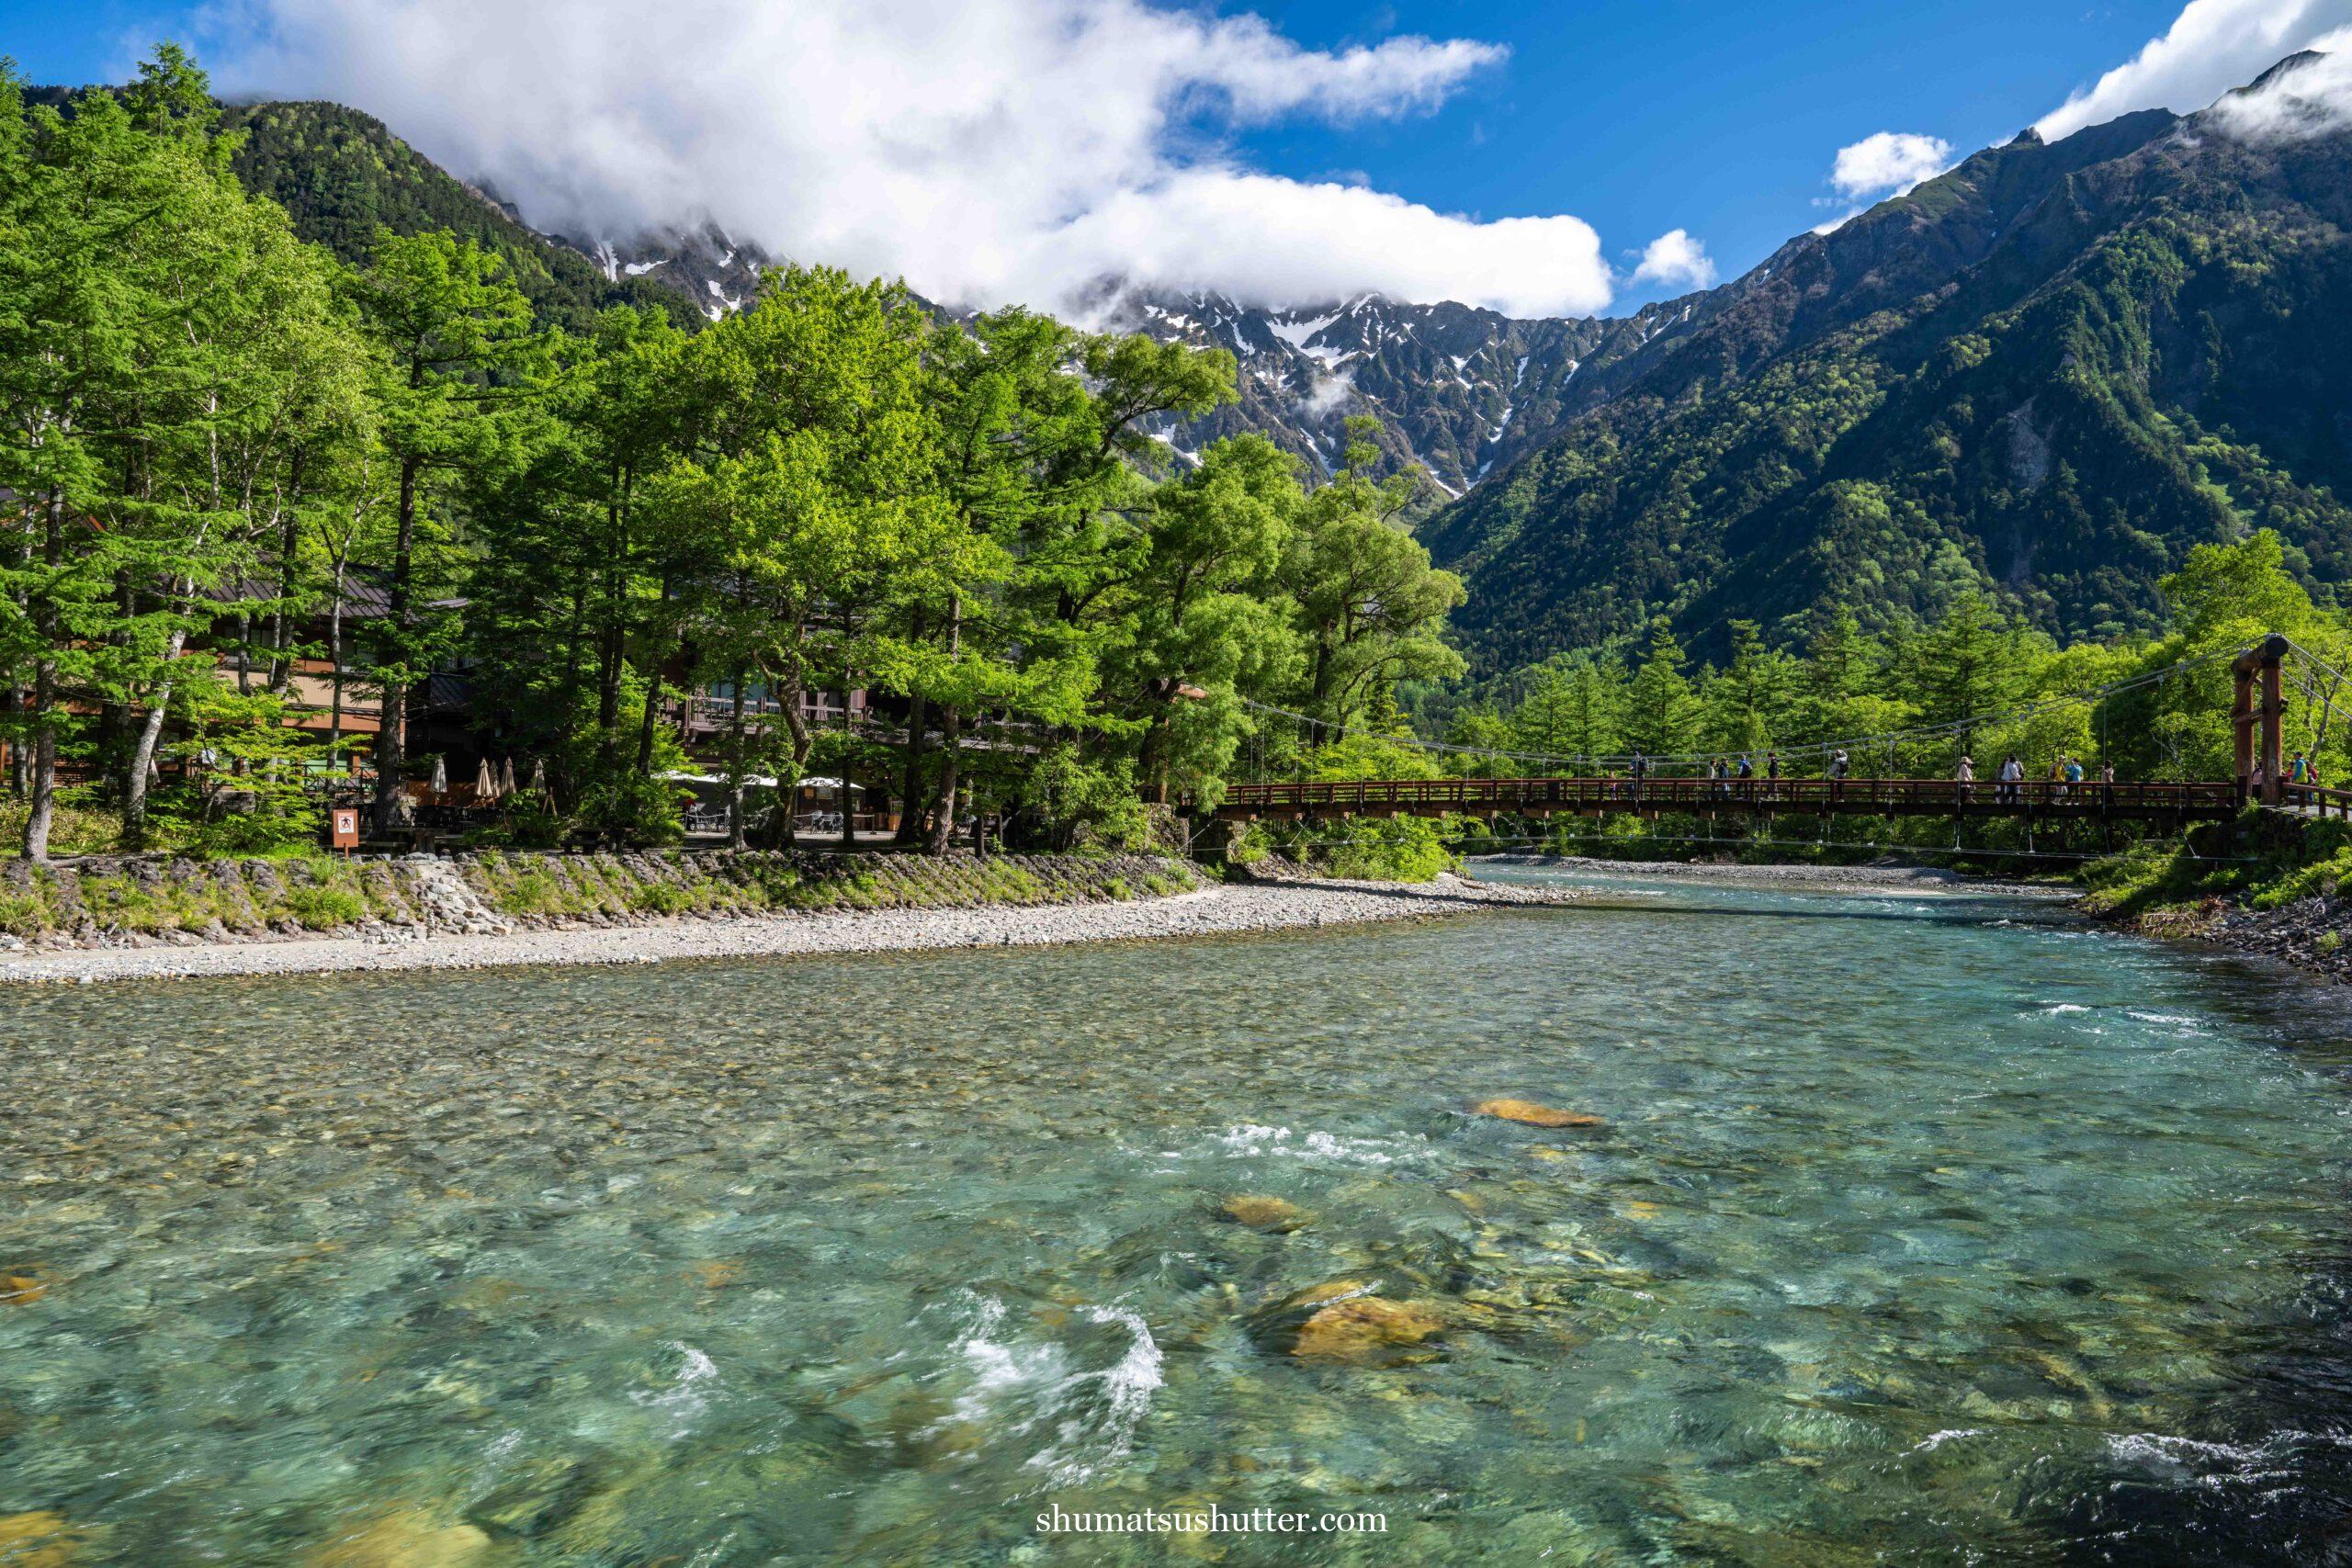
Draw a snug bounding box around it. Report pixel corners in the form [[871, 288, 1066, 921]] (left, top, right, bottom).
[[4, 869, 2351, 1563]]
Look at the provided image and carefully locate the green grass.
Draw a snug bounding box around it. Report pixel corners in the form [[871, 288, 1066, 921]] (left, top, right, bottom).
[[280, 885, 367, 930], [0, 849, 1204, 940]]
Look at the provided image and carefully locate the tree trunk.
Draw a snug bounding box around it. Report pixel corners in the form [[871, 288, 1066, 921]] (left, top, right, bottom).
[[635, 579, 673, 777], [891, 606, 929, 846], [928, 705, 962, 856], [893, 690, 929, 845], [725, 671, 749, 850], [23, 669, 55, 863], [22, 491, 64, 862], [636, 671, 663, 776], [925, 599, 962, 856], [268, 493, 299, 693], [838, 697, 857, 850], [371, 455, 420, 835], [123, 626, 187, 847], [775, 671, 814, 852]]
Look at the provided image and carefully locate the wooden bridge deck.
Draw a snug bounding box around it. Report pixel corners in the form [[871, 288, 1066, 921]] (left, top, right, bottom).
[[1213, 776, 2244, 821]]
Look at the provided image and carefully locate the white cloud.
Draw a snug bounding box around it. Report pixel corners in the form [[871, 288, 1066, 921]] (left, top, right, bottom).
[[2209, 30, 2352, 137], [1829, 131, 1955, 198], [2034, 0, 2352, 141], [1061, 173, 1610, 318], [1629, 229, 1715, 290], [202, 0, 1621, 318]]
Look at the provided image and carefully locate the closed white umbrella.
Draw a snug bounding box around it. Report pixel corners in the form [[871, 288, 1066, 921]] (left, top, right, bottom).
[[528, 757, 547, 792], [475, 757, 496, 798], [430, 756, 447, 794], [500, 756, 517, 795]]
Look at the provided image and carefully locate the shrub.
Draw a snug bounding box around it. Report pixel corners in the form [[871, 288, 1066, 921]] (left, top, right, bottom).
[[499, 870, 568, 916], [635, 880, 695, 916], [0, 891, 49, 937], [280, 885, 367, 930]]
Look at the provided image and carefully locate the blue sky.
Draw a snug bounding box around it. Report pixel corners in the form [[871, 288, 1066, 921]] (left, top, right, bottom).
[[1229, 0, 2196, 297], [0, 0, 2331, 315]]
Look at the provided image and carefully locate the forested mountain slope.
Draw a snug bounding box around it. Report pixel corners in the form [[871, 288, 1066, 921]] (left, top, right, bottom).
[[214, 101, 734, 333], [1426, 60, 2352, 671]]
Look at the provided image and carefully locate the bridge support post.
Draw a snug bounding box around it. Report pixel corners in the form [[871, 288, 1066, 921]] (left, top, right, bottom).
[[2232, 635, 2290, 806]]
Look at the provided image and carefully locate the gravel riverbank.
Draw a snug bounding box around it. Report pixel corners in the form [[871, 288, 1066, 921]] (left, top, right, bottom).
[[0, 873, 1576, 986]]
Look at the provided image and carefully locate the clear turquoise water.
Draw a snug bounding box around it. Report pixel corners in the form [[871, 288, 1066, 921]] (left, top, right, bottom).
[[5, 870, 2352, 1564]]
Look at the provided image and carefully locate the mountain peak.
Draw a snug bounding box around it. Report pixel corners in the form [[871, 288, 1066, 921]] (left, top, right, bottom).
[[2244, 49, 2330, 95]]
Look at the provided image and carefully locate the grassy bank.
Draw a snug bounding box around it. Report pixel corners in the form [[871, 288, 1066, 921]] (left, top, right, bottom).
[[2074, 811, 2350, 925], [458, 850, 1198, 924], [0, 851, 1201, 946], [0, 854, 411, 942]]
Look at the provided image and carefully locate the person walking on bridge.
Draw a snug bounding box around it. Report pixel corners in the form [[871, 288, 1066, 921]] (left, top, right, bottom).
[[2100, 760, 2116, 810], [1956, 754, 1974, 807], [1830, 749, 1850, 804], [1997, 754, 2022, 807], [1630, 750, 1648, 803]]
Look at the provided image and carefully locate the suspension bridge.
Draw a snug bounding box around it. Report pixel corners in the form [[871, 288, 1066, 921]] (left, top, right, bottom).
[[1206, 635, 2352, 828]]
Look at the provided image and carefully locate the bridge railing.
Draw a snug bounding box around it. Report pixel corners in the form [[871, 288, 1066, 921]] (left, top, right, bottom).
[[2281, 782, 2352, 818], [1216, 776, 2241, 818]]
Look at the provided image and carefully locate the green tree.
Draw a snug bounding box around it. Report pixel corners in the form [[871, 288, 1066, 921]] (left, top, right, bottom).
[[650, 265, 947, 847], [1622, 618, 1700, 761], [1283, 418, 1465, 739], [351, 228, 542, 832]]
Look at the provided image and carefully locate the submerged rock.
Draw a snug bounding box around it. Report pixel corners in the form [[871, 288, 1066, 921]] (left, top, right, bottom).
[[303, 1511, 491, 1568], [1473, 1098, 1605, 1129], [0, 1512, 85, 1567], [0, 1269, 45, 1305], [1293, 1296, 1446, 1362], [1218, 1195, 1312, 1233], [1251, 1279, 1447, 1363]]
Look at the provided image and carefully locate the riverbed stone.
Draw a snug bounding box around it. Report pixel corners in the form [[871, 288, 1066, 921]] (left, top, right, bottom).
[[1218, 1195, 1311, 1233], [303, 1511, 491, 1568], [1473, 1098, 1605, 1128], [1291, 1296, 1446, 1361], [0, 1512, 84, 1567]]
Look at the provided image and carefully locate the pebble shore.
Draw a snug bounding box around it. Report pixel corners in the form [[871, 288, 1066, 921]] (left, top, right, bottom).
[[0, 873, 1575, 986]]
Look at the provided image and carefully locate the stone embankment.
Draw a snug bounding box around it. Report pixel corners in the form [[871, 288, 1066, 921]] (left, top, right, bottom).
[[0, 849, 1194, 953], [0, 862, 1576, 985]]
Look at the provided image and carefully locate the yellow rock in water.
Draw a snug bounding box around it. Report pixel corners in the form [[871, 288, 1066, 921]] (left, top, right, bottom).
[[0, 1272, 45, 1306], [1218, 1196, 1311, 1233], [1472, 1099, 1605, 1129], [0, 1512, 85, 1568], [304, 1511, 491, 1568], [1291, 1296, 1445, 1361]]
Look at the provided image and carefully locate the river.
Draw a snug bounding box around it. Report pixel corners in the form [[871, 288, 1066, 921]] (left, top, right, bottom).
[[4, 868, 2350, 1563]]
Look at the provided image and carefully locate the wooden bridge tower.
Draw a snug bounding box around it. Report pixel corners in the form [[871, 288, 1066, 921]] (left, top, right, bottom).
[[2232, 635, 2290, 805]]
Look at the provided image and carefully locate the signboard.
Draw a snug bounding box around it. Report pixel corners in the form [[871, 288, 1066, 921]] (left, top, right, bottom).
[[331, 807, 360, 851]]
